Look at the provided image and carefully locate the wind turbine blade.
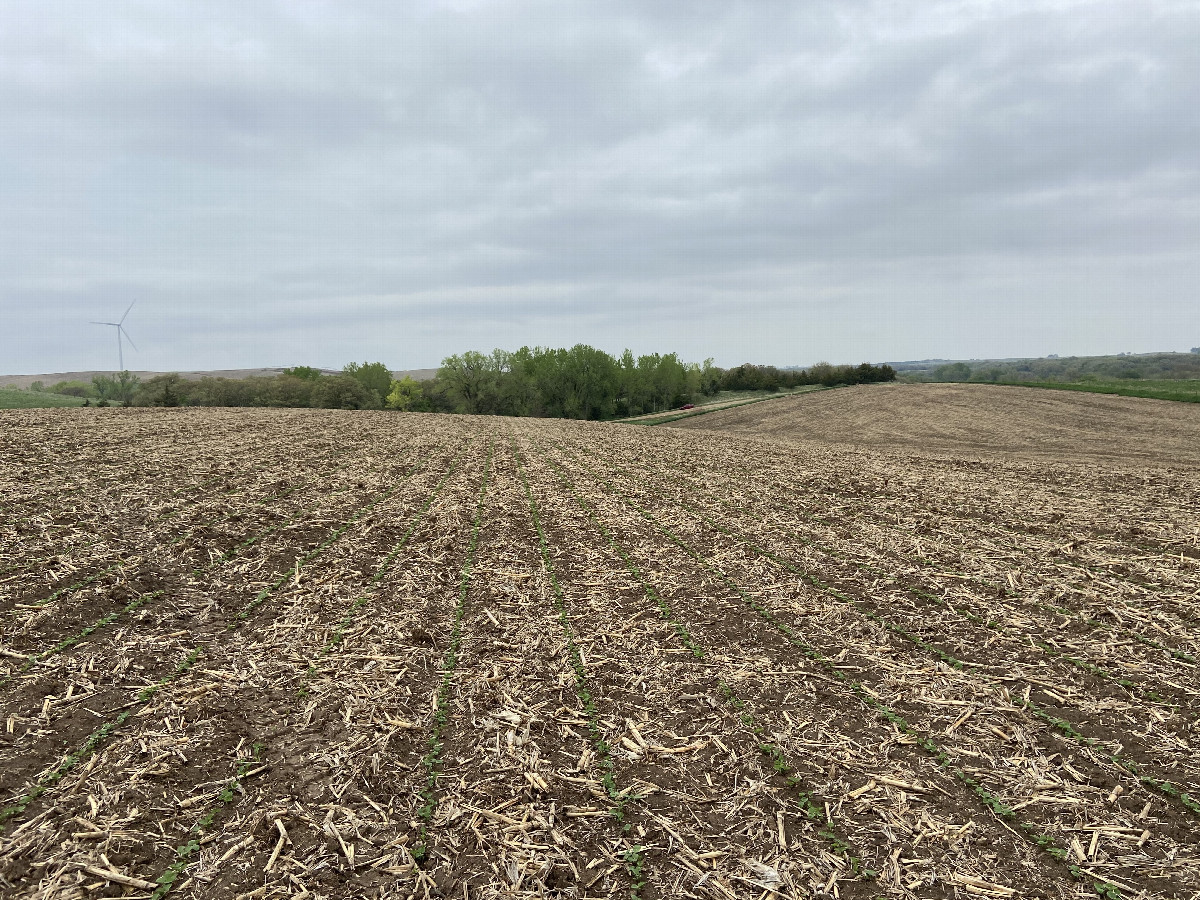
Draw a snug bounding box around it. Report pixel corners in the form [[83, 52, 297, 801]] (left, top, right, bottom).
[[90, 321, 117, 326], [120, 326, 138, 352], [119, 300, 136, 324]]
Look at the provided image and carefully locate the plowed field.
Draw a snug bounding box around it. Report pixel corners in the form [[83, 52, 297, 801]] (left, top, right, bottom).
[[2, 407, 1198, 900], [666, 383, 1200, 467]]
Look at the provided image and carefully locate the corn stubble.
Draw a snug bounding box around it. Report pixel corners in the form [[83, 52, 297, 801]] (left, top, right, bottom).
[[1, 406, 1198, 900]]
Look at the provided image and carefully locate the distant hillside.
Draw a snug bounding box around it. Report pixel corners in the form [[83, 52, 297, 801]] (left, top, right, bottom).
[[0, 366, 438, 390], [889, 350, 1200, 383]]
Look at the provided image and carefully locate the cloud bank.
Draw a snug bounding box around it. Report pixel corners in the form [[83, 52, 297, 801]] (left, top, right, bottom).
[[2, 0, 1198, 372]]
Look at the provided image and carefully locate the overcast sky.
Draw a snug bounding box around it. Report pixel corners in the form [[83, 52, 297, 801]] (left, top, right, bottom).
[[2, 0, 1198, 374]]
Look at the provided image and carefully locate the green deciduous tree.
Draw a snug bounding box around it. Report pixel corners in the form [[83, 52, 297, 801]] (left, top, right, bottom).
[[115, 371, 140, 405], [438, 351, 497, 414], [933, 362, 972, 382], [283, 365, 323, 380], [699, 358, 721, 395], [134, 374, 186, 407], [49, 380, 93, 398], [385, 376, 423, 411], [91, 371, 141, 403], [92, 374, 117, 401], [342, 361, 392, 403], [314, 375, 381, 410]]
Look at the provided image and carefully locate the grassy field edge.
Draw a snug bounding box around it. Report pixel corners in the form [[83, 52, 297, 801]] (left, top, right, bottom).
[[0, 389, 88, 409], [994, 379, 1200, 403]]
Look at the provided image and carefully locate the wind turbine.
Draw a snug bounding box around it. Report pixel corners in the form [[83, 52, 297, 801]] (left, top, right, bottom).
[[91, 301, 138, 372]]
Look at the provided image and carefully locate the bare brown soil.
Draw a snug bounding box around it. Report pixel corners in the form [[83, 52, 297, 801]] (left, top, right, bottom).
[[666, 383, 1200, 468], [2, 407, 1198, 899]]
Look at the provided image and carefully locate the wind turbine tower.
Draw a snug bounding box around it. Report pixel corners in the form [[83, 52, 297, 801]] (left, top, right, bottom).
[[91, 301, 138, 372]]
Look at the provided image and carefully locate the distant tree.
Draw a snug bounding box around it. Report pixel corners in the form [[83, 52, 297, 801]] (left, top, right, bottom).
[[49, 380, 94, 397], [933, 362, 972, 382], [415, 378, 456, 413], [806, 362, 835, 387], [135, 373, 186, 407], [92, 374, 117, 401], [313, 375, 381, 410], [342, 361, 392, 404], [496, 349, 538, 416], [970, 367, 1005, 383], [385, 376, 423, 411], [639, 352, 690, 409], [566, 344, 621, 419], [29, 381, 45, 392], [438, 351, 496, 414], [1192, 347, 1199, 354], [189, 376, 247, 407], [698, 358, 721, 395], [267, 374, 319, 407], [283, 365, 323, 380], [91, 371, 139, 404], [114, 371, 140, 405]]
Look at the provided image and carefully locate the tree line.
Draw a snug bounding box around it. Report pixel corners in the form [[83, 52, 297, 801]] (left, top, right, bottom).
[[897, 351, 1200, 385], [27, 347, 895, 418], [426, 348, 892, 417]]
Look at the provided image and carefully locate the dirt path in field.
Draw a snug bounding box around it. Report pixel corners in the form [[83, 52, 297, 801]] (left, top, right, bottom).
[[665, 382, 1200, 467]]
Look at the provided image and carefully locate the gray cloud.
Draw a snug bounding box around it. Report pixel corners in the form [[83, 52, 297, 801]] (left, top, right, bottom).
[[2, 0, 1198, 374]]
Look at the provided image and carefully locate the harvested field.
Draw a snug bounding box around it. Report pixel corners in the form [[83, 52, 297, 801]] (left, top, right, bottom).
[[665, 383, 1200, 468], [2, 407, 1199, 900]]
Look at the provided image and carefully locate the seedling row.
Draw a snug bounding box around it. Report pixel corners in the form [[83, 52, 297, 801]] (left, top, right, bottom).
[[2, 409, 1197, 899]]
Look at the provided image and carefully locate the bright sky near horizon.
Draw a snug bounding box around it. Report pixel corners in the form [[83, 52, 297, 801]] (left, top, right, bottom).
[[2, 1, 1198, 375]]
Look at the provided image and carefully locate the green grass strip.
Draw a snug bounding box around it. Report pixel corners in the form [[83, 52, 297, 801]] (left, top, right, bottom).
[[0, 389, 88, 409], [413, 443, 492, 865], [0, 647, 204, 832], [554, 447, 1126, 898], [618, 387, 832, 427], [995, 379, 1200, 404], [510, 440, 647, 899], [536, 447, 868, 878]]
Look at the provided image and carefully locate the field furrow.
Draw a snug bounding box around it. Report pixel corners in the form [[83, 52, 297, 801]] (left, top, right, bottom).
[[556, 433, 1200, 690], [538, 436, 1198, 897], [3, 406, 1198, 899], [0, 441, 462, 840]]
